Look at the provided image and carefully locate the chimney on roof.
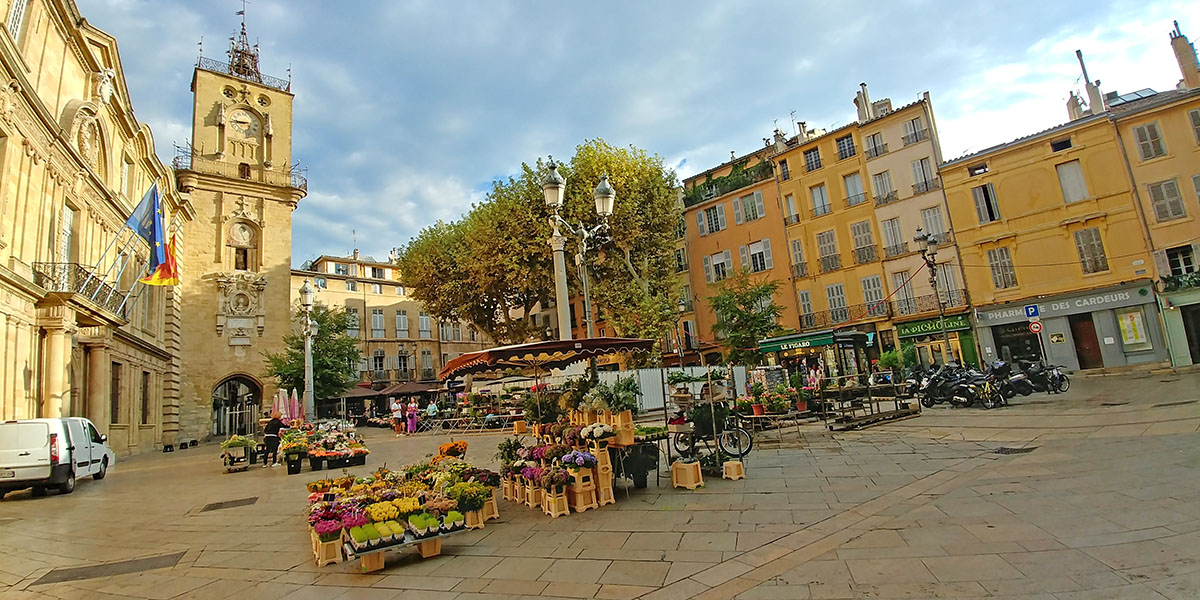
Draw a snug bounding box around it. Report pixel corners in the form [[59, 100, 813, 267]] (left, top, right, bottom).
[[1170, 20, 1200, 89], [772, 128, 789, 153], [854, 82, 874, 122], [353, 248, 360, 261], [1067, 91, 1086, 120], [1076, 50, 1107, 115]]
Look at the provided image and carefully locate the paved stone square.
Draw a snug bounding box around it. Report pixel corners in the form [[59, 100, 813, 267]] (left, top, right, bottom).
[[1, 373, 1199, 599]]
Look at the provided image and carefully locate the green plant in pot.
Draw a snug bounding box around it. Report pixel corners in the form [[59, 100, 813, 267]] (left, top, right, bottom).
[[523, 393, 562, 424], [691, 402, 728, 436]]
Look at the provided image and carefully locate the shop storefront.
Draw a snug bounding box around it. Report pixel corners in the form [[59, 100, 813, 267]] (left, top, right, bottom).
[[759, 330, 874, 381], [974, 281, 1168, 371], [894, 313, 978, 368], [1159, 274, 1200, 367]]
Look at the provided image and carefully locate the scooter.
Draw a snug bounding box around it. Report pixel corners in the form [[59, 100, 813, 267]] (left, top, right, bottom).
[[918, 363, 977, 408], [1016, 360, 1055, 394], [989, 360, 1034, 398]]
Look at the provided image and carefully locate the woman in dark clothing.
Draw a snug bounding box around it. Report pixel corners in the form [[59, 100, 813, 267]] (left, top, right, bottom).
[[262, 412, 289, 467]]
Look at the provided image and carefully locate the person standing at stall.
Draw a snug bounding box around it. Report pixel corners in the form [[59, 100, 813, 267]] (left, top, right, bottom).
[[389, 396, 405, 436], [262, 412, 289, 467], [406, 398, 420, 434]]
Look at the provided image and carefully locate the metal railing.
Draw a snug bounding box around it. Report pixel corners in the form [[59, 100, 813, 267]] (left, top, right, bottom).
[[32, 262, 126, 318], [196, 56, 291, 92], [819, 254, 841, 272], [912, 178, 941, 195], [890, 290, 968, 316], [784, 213, 801, 225], [372, 370, 389, 381], [849, 301, 890, 319], [812, 204, 831, 217], [884, 242, 909, 257], [845, 192, 867, 207], [873, 190, 898, 206], [903, 129, 929, 146], [792, 262, 808, 277], [173, 148, 308, 191], [854, 245, 878, 264], [866, 143, 888, 158], [421, 368, 436, 380], [838, 145, 857, 160], [1162, 272, 1200, 292]]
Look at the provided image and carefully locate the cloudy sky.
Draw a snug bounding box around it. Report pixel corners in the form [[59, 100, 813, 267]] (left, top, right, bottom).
[[83, 0, 1199, 266]]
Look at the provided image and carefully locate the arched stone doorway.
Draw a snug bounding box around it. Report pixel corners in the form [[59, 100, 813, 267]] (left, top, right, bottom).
[[211, 375, 262, 436]]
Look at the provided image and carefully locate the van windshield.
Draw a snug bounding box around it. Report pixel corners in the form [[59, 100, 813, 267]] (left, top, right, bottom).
[[0, 422, 49, 450]]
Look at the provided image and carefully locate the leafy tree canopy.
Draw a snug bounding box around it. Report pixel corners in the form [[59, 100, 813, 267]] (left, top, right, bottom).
[[264, 302, 362, 402], [707, 269, 786, 367]]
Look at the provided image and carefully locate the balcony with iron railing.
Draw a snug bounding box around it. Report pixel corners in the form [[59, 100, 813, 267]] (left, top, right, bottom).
[[866, 143, 889, 158], [812, 203, 832, 218], [32, 262, 127, 320], [1161, 272, 1200, 292], [196, 56, 291, 91], [854, 245, 878, 264], [873, 190, 898, 206], [421, 368, 436, 380], [890, 289, 968, 317], [819, 254, 841, 273], [371, 369, 389, 381], [173, 146, 308, 191], [903, 128, 929, 146], [838, 145, 857, 160], [884, 242, 909, 257], [784, 213, 801, 225], [845, 192, 867, 207], [792, 262, 808, 277], [682, 161, 774, 207], [912, 177, 941, 195]]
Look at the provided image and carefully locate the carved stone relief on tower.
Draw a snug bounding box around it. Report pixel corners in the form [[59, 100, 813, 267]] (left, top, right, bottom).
[[92, 68, 116, 105], [215, 272, 267, 345]]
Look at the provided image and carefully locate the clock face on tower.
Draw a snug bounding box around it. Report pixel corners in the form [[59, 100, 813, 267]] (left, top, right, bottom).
[[228, 109, 260, 138]]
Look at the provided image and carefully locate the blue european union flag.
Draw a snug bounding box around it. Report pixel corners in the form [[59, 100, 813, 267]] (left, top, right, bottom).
[[125, 184, 166, 270]]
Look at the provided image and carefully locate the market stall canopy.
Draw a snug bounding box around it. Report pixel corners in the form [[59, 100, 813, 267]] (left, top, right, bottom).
[[379, 381, 440, 396], [337, 385, 384, 400], [439, 337, 656, 380]]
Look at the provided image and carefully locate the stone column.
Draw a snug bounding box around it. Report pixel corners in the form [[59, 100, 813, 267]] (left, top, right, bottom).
[[86, 342, 110, 434], [37, 303, 76, 420]]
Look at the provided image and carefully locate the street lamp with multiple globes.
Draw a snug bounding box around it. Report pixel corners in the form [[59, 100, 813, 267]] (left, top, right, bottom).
[[914, 228, 952, 365], [541, 158, 616, 340], [298, 278, 318, 419]]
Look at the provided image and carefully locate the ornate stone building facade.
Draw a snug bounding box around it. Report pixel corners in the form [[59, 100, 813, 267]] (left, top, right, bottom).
[[172, 22, 306, 441], [0, 0, 191, 455]]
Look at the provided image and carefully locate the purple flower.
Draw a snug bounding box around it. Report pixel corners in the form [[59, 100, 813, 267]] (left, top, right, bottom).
[[575, 457, 584, 465]]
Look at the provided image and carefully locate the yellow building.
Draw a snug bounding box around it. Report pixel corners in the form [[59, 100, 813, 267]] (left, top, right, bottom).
[[291, 252, 491, 394], [172, 22, 308, 439], [0, 0, 191, 454], [1109, 21, 1200, 366], [942, 110, 1165, 370]]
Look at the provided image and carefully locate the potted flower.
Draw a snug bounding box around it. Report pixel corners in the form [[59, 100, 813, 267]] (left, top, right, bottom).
[[735, 397, 753, 416], [445, 510, 466, 530], [559, 450, 597, 472], [580, 423, 616, 448], [750, 383, 766, 416], [540, 467, 570, 494]]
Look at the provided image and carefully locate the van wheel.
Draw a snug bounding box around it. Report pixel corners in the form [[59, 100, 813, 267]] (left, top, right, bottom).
[[31, 486, 46, 497], [0, 490, 6, 500], [93, 458, 108, 481], [58, 472, 75, 495]]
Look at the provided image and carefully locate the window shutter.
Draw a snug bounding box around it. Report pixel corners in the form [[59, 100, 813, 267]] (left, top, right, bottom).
[[739, 245, 749, 270], [1149, 123, 1165, 156], [1149, 184, 1169, 221], [733, 197, 743, 224], [1152, 250, 1170, 276], [717, 204, 727, 230], [1135, 126, 1153, 160], [702, 255, 712, 283], [723, 249, 732, 270], [696, 211, 707, 236], [763, 238, 774, 268], [911, 160, 924, 186], [754, 191, 765, 217], [903, 119, 915, 138], [1164, 180, 1182, 217]]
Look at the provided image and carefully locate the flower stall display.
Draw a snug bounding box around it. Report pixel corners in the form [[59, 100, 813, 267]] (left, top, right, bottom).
[[220, 434, 255, 472], [559, 450, 598, 471], [580, 423, 616, 448]]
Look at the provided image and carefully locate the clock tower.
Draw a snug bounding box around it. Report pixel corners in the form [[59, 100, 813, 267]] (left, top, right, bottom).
[[173, 19, 307, 443]]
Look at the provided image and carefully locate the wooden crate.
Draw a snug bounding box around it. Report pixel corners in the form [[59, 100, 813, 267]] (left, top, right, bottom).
[[722, 460, 746, 481], [544, 487, 570, 518], [671, 460, 704, 490]]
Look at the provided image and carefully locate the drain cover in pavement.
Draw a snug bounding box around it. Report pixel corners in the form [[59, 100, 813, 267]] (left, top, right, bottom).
[[33, 551, 186, 585], [1100, 402, 1129, 407], [994, 446, 1038, 455], [1152, 400, 1197, 408], [199, 496, 258, 512]]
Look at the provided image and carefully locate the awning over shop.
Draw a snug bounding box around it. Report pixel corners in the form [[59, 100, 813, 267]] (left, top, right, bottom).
[[757, 330, 835, 353], [895, 313, 972, 338], [379, 381, 440, 396]]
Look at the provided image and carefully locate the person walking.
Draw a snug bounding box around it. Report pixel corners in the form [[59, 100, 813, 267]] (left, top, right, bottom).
[[389, 396, 405, 436], [262, 412, 289, 467], [406, 398, 420, 434]]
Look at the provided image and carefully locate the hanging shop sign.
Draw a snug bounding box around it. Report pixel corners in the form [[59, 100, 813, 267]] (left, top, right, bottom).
[[975, 283, 1153, 325], [758, 332, 834, 353], [895, 314, 972, 338]]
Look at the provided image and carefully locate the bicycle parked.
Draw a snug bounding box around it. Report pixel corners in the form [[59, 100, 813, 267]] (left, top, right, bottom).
[[668, 401, 753, 458]]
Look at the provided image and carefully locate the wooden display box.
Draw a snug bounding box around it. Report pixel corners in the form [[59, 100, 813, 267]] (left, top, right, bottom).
[[596, 469, 615, 507], [613, 427, 634, 447], [501, 477, 513, 502], [671, 460, 704, 490], [612, 410, 634, 428], [722, 460, 745, 481], [513, 420, 528, 435], [514, 479, 527, 504], [525, 486, 544, 510], [465, 509, 485, 530], [483, 495, 500, 521], [311, 529, 343, 567], [544, 487, 570, 518]]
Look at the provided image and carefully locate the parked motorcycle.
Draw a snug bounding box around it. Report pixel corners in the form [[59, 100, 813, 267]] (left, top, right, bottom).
[[1045, 364, 1070, 393], [1016, 360, 1058, 394], [989, 360, 1035, 398], [918, 363, 978, 408]]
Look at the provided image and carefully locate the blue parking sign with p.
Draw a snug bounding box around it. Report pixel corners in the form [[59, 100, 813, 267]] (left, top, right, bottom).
[[1024, 304, 1040, 319]]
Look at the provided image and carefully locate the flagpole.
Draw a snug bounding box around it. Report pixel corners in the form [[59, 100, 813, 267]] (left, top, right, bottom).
[[116, 211, 181, 313], [88, 181, 160, 299], [89, 229, 141, 301], [103, 247, 139, 304], [81, 223, 127, 286]]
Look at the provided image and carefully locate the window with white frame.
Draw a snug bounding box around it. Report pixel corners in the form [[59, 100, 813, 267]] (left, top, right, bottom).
[[739, 239, 774, 273], [1073, 227, 1109, 274], [826, 283, 848, 322], [804, 148, 822, 171], [987, 247, 1018, 289], [862, 275, 886, 316], [920, 206, 946, 238], [370, 266, 385, 278], [817, 230, 839, 272], [371, 309, 385, 338], [881, 218, 904, 255], [1133, 122, 1166, 160], [1148, 179, 1187, 221], [1167, 245, 1196, 276], [912, 157, 936, 193], [1056, 160, 1089, 203], [778, 159, 790, 181], [313, 277, 327, 288], [371, 283, 383, 294], [790, 239, 805, 266], [1189, 109, 1200, 145], [865, 132, 886, 157], [421, 350, 433, 373], [903, 117, 927, 145], [811, 184, 830, 216], [7, 0, 27, 39], [844, 172, 866, 205], [735, 191, 765, 223], [418, 312, 432, 338], [372, 350, 385, 372], [396, 285, 405, 295], [785, 194, 797, 219], [681, 320, 697, 349], [872, 171, 894, 202], [697, 204, 727, 235], [396, 351, 410, 375], [679, 284, 693, 311], [346, 307, 359, 338], [972, 183, 1001, 223], [935, 263, 959, 297], [345, 280, 357, 292], [836, 135, 856, 160], [892, 271, 916, 314], [703, 250, 733, 282], [396, 310, 409, 337], [334, 263, 348, 275]]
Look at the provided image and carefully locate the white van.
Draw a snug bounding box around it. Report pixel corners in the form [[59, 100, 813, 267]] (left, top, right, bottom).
[[0, 417, 115, 498]]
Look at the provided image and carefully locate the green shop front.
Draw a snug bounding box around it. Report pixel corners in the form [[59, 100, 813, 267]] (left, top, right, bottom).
[[894, 313, 978, 368], [759, 330, 874, 381]]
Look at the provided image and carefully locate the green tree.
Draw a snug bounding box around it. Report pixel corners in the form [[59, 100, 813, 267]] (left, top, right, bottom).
[[707, 269, 786, 366], [264, 302, 362, 402]]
